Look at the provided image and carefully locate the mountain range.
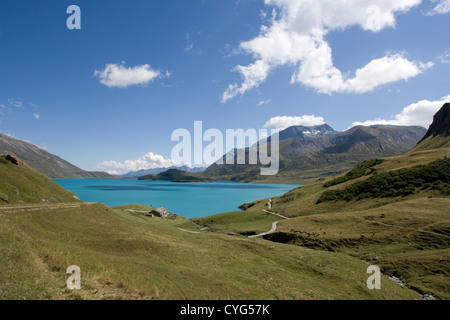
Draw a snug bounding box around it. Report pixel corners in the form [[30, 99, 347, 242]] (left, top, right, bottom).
[[0, 121, 427, 183], [119, 166, 206, 178], [0, 133, 113, 179], [203, 124, 427, 183], [277, 124, 337, 140], [0, 103, 448, 300]]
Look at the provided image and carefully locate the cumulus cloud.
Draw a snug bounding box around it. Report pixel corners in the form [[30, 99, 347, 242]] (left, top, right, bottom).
[[98, 152, 176, 175], [352, 94, 450, 128], [295, 53, 433, 94], [426, 0, 450, 15], [264, 115, 326, 129], [222, 0, 431, 102], [222, 60, 271, 103], [94, 62, 169, 88], [33, 113, 40, 120]]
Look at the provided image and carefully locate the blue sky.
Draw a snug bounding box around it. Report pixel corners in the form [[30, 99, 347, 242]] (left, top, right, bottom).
[[0, 0, 449, 174]]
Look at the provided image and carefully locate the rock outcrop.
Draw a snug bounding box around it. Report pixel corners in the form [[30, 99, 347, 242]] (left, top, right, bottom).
[[420, 103, 450, 141], [5, 154, 20, 165]]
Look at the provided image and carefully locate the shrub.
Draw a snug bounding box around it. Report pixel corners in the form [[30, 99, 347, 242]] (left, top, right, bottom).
[[317, 157, 450, 203], [323, 159, 385, 188]]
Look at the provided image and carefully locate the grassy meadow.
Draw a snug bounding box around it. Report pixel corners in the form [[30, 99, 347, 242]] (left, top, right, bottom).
[[1, 143, 448, 300], [0, 202, 421, 300], [229, 146, 450, 300]]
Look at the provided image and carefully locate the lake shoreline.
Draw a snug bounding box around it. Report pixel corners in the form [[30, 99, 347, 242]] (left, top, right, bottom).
[[54, 179, 300, 219]]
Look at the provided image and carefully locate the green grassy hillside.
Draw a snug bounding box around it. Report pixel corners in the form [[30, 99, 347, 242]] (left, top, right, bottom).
[[0, 203, 421, 300], [0, 155, 80, 206], [0, 154, 421, 300], [234, 146, 450, 299], [138, 169, 210, 182], [192, 210, 280, 236], [0, 133, 113, 179]]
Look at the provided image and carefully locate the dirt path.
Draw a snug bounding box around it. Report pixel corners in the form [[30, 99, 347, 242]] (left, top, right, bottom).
[[248, 221, 279, 238], [0, 203, 84, 212], [121, 209, 149, 213], [248, 200, 290, 238], [262, 209, 289, 219], [177, 199, 289, 238], [0, 202, 100, 213], [176, 228, 201, 234]]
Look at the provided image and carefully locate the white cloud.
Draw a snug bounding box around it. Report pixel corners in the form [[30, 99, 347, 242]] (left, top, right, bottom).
[[222, 60, 271, 103], [33, 113, 40, 120], [438, 51, 450, 64], [184, 42, 194, 52], [257, 99, 272, 106], [94, 62, 169, 88], [222, 0, 431, 102], [352, 94, 450, 128], [0, 104, 8, 115], [264, 115, 326, 129], [341, 55, 433, 94], [98, 152, 176, 175], [426, 0, 450, 15], [260, 10, 268, 20], [8, 98, 24, 108], [183, 32, 194, 52]]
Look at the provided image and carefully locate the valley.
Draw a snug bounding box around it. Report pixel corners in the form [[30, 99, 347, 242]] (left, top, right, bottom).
[[0, 104, 448, 300]]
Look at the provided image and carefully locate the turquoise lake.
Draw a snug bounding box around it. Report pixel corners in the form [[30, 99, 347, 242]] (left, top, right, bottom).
[[54, 179, 300, 218]]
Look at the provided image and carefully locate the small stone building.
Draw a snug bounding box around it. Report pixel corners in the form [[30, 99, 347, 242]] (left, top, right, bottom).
[[149, 207, 168, 218]]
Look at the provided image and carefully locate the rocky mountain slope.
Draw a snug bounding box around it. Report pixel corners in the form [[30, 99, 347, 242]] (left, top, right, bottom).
[[203, 124, 427, 183], [0, 133, 113, 179], [414, 103, 450, 151], [421, 103, 450, 140]]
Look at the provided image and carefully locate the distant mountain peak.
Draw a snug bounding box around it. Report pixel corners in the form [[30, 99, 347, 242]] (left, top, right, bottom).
[[278, 124, 337, 141], [204, 124, 427, 183]]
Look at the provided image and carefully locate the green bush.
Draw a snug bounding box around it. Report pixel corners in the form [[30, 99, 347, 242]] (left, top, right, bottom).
[[323, 159, 384, 188], [318, 157, 450, 203]]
